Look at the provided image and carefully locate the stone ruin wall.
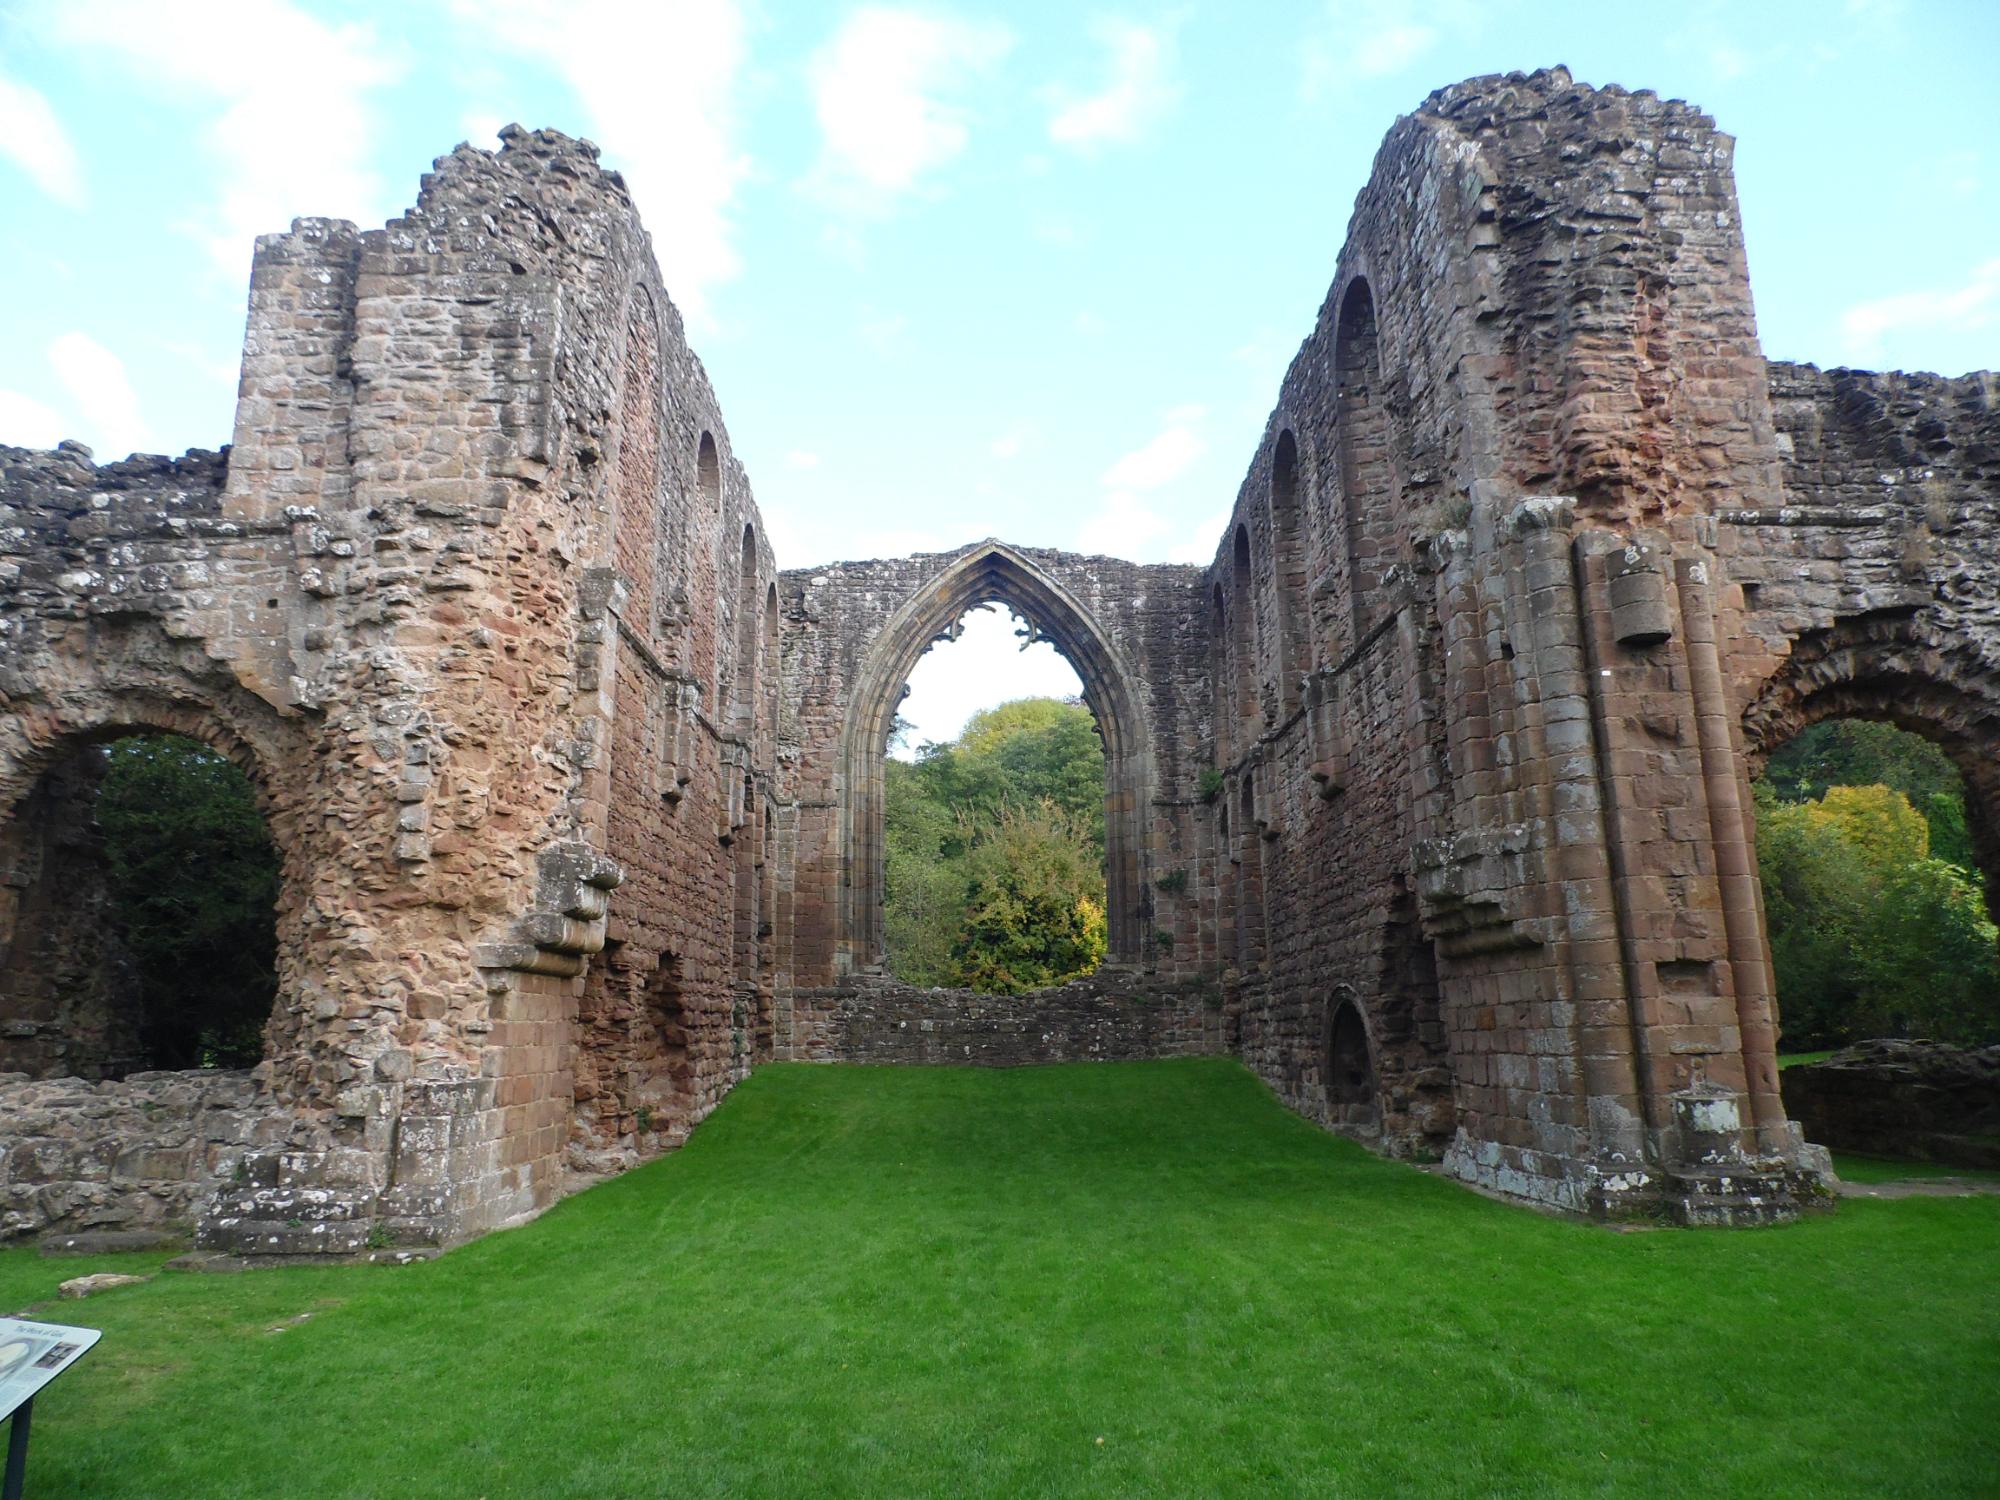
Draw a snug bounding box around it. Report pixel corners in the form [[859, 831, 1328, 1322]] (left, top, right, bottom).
[[0, 70, 1993, 1251], [1725, 362, 2000, 907], [1166, 69, 1995, 1218], [0, 128, 780, 1248]]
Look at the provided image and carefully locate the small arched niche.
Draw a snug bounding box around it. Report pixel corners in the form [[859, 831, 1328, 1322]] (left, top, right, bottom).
[[1326, 994, 1379, 1129], [697, 431, 722, 508]]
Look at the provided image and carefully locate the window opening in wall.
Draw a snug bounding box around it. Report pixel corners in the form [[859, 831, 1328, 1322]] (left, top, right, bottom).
[[1271, 429, 1308, 716], [0, 733, 279, 1080], [1230, 523, 1258, 742], [1336, 277, 1395, 632], [1753, 717, 1998, 1055], [880, 603, 1107, 992]]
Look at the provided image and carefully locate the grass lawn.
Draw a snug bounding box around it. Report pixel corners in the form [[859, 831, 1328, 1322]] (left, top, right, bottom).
[[1777, 1050, 1837, 1068], [1831, 1152, 2000, 1185], [5, 1058, 1996, 1498]]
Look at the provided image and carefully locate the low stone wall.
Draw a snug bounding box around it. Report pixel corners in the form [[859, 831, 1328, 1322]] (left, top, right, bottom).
[[1783, 1041, 2000, 1171], [787, 972, 1228, 1066], [0, 1069, 294, 1241]]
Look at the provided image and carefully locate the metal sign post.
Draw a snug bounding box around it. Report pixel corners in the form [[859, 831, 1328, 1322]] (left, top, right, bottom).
[[0, 1319, 101, 1500]]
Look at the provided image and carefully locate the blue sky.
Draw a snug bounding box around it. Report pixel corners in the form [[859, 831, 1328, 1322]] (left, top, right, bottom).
[[2, 0, 1995, 749]]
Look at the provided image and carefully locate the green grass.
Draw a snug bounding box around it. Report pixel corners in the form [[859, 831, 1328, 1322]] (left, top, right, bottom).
[[8, 1059, 1998, 1498], [1832, 1151, 2000, 1185], [1778, 1049, 1837, 1068]]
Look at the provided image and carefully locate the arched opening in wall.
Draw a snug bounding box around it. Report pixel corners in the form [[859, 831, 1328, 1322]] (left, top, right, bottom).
[[1752, 717, 1999, 1056], [877, 601, 1107, 993], [0, 732, 279, 1081], [612, 291, 662, 632], [762, 583, 781, 748], [1335, 277, 1396, 637], [697, 431, 721, 508], [839, 545, 1152, 984], [1230, 523, 1258, 745], [1209, 583, 1230, 765], [642, 950, 692, 1122], [1270, 429, 1309, 717], [1235, 775, 1265, 971], [1326, 995, 1379, 1130], [731, 523, 758, 726]]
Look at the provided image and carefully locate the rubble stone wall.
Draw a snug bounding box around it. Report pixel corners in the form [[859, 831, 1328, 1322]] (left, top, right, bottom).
[[0, 127, 778, 1248], [789, 975, 1227, 1068]]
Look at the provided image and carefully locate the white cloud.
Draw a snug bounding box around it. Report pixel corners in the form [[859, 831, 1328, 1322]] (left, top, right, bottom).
[[1709, 43, 1750, 79], [1301, 0, 1444, 98], [804, 6, 1012, 214], [1169, 511, 1230, 566], [41, 0, 402, 272], [0, 72, 84, 206], [859, 308, 911, 356], [786, 449, 822, 469], [1077, 489, 1171, 556], [1046, 17, 1180, 152], [1840, 258, 2000, 365], [1076, 405, 1214, 560], [1100, 404, 1206, 490], [989, 427, 1030, 460], [49, 331, 156, 455], [460, 111, 505, 147], [0, 389, 68, 448], [465, 0, 750, 328]]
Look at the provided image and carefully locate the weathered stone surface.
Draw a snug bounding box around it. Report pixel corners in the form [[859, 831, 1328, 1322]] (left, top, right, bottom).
[[791, 974, 1227, 1067], [1783, 1042, 2000, 1171], [59, 1271, 149, 1298], [0, 70, 1992, 1248]]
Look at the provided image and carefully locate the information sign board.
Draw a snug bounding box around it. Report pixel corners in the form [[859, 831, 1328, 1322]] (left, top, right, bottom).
[[0, 1317, 100, 1498], [0, 1321, 98, 1424]]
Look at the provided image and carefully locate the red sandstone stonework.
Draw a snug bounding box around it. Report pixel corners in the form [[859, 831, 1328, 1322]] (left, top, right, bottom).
[[1, 70, 1994, 1249]]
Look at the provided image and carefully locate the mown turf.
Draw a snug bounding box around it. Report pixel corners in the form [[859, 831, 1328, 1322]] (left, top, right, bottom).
[[1831, 1151, 2000, 1185], [6, 1059, 1997, 1498]]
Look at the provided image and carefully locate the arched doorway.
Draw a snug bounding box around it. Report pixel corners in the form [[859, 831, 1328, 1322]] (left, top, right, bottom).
[[1742, 614, 2000, 1051], [838, 543, 1153, 974], [1326, 993, 1379, 1132], [0, 730, 280, 1079]]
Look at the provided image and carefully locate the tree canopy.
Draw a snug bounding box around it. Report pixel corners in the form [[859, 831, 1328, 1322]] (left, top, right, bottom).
[[94, 734, 279, 1069], [883, 696, 1107, 992], [1754, 724, 1998, 1048]]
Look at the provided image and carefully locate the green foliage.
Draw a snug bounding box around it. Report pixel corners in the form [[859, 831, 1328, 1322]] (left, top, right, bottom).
[[94, 735, 279, 1069], [1753, 768, 1999, 1049], [1764, 719, 1975, 868], [882, 697, 1107, 991], [948, 801, 1108, 994], [1154, 869, 1188, 895], [1197, 767, 1224, 802]]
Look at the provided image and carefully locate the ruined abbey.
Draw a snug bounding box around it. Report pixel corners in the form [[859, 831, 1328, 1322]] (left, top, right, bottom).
[[2, 68, 1994, 1252]]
